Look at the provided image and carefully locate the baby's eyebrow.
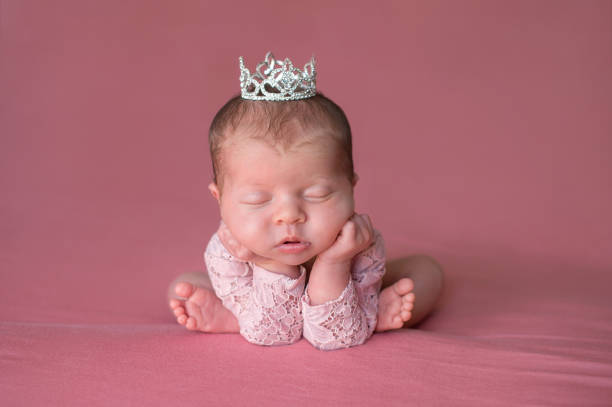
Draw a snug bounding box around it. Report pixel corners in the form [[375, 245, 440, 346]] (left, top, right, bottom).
[[304, 183, 333, 189], [310, 176, 340, 184], [237, 187, 269, 193], [238, 180, 270, 187]]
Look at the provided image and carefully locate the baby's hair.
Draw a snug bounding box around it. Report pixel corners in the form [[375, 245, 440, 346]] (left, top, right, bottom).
[[209, 92, 354, 190]]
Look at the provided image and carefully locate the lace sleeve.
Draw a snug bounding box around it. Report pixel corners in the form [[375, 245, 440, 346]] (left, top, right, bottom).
[[351, 231, 386, 336], [301, 231, 386, 351], [204, 233, 306, 346]]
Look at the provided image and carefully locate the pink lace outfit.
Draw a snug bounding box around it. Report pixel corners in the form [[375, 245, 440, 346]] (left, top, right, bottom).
[[204, 230, 386, 351]]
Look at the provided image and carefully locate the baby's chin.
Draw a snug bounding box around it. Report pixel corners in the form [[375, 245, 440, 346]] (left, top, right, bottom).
[[277, 253, 317, 268], [283, 256, 314, 267]]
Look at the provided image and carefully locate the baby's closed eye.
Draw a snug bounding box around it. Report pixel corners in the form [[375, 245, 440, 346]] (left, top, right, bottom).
[[240, 192, 271, 205], [304, 187, 333, 201]]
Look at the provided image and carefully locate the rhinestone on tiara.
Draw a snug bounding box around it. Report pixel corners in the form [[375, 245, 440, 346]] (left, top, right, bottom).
[[239, 52, 316, 101]]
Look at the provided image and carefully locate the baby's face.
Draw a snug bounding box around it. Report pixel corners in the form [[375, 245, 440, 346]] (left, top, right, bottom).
[[210, 128, 355, 266]]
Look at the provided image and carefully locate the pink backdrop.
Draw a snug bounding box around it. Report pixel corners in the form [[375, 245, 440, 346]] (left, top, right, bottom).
[[3, 0, 610, 322], [2, 1, 611, 405]]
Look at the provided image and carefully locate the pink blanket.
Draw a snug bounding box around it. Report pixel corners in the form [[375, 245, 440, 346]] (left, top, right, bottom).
[[2, 1, 611, 405], [3, 253, 611, 405]]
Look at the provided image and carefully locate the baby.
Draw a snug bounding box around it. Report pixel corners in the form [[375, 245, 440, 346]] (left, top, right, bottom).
[[168, 53, 444, 350]]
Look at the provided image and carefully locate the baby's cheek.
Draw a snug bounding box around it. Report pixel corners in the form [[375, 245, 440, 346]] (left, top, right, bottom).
[[312, 208, 349, 246], [235, 216, 267, 250], [221, 209, 255, 243], [334, 198, 355, 225]]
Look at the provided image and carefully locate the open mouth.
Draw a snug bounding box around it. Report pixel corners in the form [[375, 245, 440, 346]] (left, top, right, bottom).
[[276, 239, 310, 253], [277, 236, 303, 245]]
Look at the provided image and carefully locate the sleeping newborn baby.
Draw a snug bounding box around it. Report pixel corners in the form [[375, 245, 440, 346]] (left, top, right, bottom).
[[168, 52, 444, 350]]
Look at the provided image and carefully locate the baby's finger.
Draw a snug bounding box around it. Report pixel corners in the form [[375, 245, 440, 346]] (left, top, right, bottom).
[[362, 214, 375, 237], [218, 227, 230, 246], [218, 222, 231, 241], [353, 213, 370, 234], [221, 233, 238, 254], [363, 213, 373, 229], [353, 213, 373, 245], [340, 219, 356, 239], [217, 224, 246, 258], [236, 246, 253, 260], [350, 214, 364, 234]]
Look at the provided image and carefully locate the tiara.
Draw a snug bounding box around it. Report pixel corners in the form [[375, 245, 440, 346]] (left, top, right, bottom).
[[239, 52, 316, 101]]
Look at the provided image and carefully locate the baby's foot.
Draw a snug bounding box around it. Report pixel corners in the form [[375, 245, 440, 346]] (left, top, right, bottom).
[[375, 278, 415, 332], [169, 282, 240, 333]]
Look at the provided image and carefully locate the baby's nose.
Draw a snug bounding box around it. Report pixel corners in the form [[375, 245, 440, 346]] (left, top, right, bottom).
[[274, 199, 306, 224]]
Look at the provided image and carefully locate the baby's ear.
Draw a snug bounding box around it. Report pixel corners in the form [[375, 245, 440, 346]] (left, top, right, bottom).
[[208, 182, 221, 204], [352, 173, 359, 187]]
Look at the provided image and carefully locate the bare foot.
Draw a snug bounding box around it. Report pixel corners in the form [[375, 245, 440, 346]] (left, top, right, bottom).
[[169, 281, 240, 333], [375, 278, 415, 332]]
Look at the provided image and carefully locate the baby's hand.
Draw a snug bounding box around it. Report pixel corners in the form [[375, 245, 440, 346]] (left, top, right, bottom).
[[217, 221, 257, 261], [317, 213, 375, 265]]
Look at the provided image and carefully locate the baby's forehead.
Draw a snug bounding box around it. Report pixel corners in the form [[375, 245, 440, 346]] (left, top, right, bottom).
[[222, 135, 346, 188], [224, 122, 340, 153]]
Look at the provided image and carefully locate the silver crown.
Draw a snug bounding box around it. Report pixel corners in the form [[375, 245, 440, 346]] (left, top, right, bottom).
[[239, 52, 316, 101]]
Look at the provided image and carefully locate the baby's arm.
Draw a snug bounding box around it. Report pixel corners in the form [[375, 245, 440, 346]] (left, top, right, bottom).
[[204, 232, 305, 346], [302, 215, 386, 351]]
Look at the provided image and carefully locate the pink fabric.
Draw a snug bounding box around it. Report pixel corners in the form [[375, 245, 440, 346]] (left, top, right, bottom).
[[2, 0, 612, 406], [205, 231, 385, 350]]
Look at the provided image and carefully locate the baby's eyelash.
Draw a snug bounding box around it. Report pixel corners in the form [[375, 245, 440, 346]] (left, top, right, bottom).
[[304, 193, 332, 201], [241, 199, 269, 205], [240, 193, 271, 205]]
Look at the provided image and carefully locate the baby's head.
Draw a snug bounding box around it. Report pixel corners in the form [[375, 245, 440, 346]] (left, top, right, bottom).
[[209, 92, 355, 193], [207, 92, 359, 265]]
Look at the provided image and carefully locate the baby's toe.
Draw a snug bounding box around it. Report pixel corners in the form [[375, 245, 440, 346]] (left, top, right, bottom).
[[391, 315, 404, 329], [403, 292, 416, 304], [185, 316, 198, 330], [173, 306, 186, 317], [400, 310, 412, 322], [393, 278, 414, 296], [169, 299, 181, 309], [174, 282, 195, 299], [401, 301, 414, 312], [177, 314, 187, 325]]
